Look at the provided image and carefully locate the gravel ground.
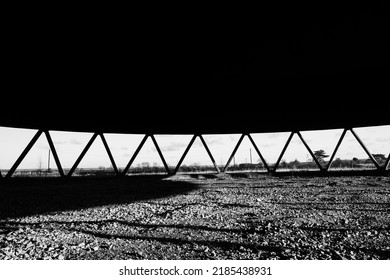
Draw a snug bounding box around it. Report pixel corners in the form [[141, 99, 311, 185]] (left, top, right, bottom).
[[1, 174, 389, 260]]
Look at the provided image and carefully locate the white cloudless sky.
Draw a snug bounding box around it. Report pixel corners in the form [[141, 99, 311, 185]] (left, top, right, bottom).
[[0, 125, 389, 171]]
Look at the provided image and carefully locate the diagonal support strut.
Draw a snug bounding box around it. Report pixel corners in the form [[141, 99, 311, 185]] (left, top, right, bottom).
[[223, 134, 245, 173], [150, 134, 171, 175], [199, 134, 221, 173], [273, 131, 294, 171], [174, 134, 197, 174], [44, 130, 65, 177], [122, 134, 149, 175], [5, 130, 43, 178], [296, 131, 324, 171], [384, 153, 390, 170], [99, 133, 119, 175], [350, 128, 380, 170], [326, 128, 347, 171], [247, 133, 269, 172], [173, 134, 221, 174], [67, 132, 98, 177]]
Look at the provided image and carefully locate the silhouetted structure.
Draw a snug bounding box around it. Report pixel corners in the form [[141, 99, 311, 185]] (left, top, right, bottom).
[[1, 3, 388, 178]]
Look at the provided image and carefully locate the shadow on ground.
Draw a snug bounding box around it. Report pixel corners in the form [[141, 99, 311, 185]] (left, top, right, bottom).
[[1, 219, 284, 258], [0, 176, 199, 219]]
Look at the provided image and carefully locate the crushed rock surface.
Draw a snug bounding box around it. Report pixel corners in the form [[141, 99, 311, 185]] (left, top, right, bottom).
[[1, 175, 389, 259]]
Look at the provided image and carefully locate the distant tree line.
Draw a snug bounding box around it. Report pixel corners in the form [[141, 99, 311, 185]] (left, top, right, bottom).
[[74, 152, 388, 174], [9, 152, 387, 177]]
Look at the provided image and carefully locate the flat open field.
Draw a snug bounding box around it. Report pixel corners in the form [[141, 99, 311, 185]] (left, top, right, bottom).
[[1, 174, 389, 260]]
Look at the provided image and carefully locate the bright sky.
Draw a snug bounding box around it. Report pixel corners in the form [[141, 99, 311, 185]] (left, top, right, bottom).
[[0, 125, 389, 171]]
